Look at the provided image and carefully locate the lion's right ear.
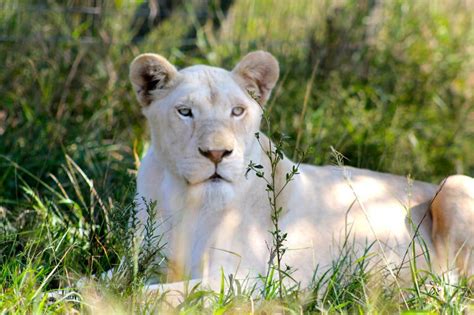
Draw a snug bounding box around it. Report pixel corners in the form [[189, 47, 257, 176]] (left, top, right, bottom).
[[129, 53, 178, 106], [232, 51, 279, 105]]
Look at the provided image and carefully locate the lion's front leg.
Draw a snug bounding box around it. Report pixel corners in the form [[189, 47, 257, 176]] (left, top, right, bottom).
[[146, 277, 223, 307]]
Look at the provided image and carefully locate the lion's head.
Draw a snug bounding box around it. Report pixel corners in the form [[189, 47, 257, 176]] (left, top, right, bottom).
[[130, 51, 279, 206]]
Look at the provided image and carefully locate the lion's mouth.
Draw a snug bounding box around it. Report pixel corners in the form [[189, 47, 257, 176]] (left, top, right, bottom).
[[208, 172, 230, 183], [186, 172, 231, 185], [209, 173, 223, 181]]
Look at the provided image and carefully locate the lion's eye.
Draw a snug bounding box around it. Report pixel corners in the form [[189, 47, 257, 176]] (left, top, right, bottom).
[[231, 106, 245, 117], [177, 107, 193, 118]]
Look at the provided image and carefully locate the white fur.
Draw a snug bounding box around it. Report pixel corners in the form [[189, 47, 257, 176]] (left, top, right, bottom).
[[131, 52, 473, 291]]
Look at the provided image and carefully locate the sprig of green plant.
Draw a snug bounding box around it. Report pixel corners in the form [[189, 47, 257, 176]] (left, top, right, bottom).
[[247, 110, 304, 300]]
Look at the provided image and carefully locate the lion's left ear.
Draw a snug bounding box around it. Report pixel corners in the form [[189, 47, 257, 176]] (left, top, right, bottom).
[[232, 51, 279, 105], [129, 53, 178, 106]]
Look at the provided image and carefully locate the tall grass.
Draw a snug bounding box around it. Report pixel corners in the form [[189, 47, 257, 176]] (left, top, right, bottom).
[[0, 0, 473, 313]]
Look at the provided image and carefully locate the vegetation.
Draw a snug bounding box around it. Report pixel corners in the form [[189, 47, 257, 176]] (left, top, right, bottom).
[[0, 0, 473, 313]]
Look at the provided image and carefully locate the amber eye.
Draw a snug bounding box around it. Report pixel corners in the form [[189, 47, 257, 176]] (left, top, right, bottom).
[[231, 106, 245, 117], [177, 107, 193, 118]]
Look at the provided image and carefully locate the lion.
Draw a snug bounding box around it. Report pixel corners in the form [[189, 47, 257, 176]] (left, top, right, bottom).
[[129, 51, 473, 292]]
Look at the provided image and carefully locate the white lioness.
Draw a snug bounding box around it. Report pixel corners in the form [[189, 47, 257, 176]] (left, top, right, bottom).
[[129, 51, 473, 291]]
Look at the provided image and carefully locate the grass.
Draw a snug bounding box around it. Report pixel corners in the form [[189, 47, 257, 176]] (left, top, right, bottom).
[[0, 0, 473, 313]]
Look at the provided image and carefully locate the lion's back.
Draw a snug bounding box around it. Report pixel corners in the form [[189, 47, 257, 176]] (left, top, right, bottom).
[[280, 164, 438, 282]]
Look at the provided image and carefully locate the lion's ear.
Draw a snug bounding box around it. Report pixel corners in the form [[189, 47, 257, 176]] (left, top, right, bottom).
[[232, 51, 279, 105], [129, 53, 178, 106]]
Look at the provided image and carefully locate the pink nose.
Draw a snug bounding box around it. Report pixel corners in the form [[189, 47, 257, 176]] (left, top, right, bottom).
[[199, 148, 232, 164]]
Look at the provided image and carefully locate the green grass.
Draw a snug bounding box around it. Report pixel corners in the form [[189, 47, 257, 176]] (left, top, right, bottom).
[[0, 0, 473, 313]]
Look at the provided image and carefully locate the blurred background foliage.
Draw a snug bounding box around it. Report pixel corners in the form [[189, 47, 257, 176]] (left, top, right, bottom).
[[0, 0, 473, 292]]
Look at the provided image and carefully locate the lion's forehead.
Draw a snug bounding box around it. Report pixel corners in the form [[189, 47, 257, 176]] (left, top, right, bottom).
[[180, 64, 231, 79], [178, 65, 246, 105]]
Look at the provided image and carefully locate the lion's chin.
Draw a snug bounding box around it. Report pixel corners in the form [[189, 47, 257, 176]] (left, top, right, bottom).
[[186, 179, 235, 211]]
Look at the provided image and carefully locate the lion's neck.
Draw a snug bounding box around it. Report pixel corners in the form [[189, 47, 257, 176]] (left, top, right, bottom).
[[140, 136, 298, 278]]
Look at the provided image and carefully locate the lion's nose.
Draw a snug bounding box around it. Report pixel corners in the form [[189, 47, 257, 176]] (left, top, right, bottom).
[[199, 148, 233, 164]]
